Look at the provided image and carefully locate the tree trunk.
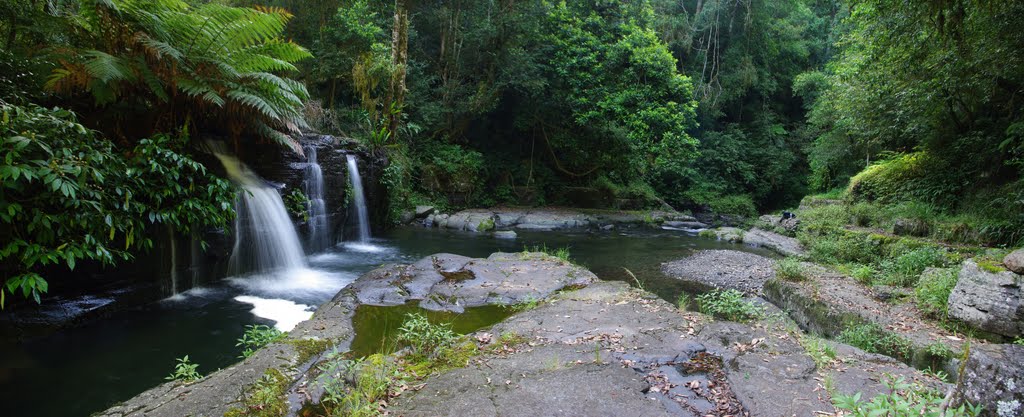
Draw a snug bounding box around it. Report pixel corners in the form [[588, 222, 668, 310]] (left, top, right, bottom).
[[386, 0, 410, 141]]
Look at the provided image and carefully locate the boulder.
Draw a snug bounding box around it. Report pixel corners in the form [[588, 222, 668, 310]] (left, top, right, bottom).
[[947, 260, 1023, 338], [400, 211, 415, 224], [1005, 248, 1024, 275], [954, 344, 1024, 417], [414, 205, 435, 218], [661, 220, 708, 230], [493, 231, 517, 240]]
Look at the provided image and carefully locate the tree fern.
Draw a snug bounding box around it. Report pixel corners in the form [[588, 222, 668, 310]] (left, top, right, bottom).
[[47, 0, 312, 147]]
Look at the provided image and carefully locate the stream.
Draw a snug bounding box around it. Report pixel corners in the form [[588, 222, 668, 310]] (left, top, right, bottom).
[[0, 226, 772, 417]]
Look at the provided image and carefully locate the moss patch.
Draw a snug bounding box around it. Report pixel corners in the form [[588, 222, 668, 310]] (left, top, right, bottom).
[[288, 338, 335, 365], [224, 368, 289, 417]]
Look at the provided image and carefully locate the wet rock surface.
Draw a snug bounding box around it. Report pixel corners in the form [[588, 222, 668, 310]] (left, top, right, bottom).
[[347, 252, 596, 313], [662, 250, 776, 294], [947, 260, 1023, 338]]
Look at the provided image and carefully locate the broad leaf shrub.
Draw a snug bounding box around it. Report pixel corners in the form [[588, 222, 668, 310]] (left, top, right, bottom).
[[834, 375, 982, 417], [696, 289, 765, 322], [0, 103, 235, 306]]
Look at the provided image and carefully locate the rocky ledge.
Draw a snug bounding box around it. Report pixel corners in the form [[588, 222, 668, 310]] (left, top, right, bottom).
[[100, 252, 972, 417], [410, 207, 710, 233], [661, 250, 776, 294]]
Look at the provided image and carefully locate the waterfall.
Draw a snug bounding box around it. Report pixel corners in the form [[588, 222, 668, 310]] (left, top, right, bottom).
[[305, 145, 330, 251], [214, 152, 308, 274], [167, 225, 179, 295], [346, 155, 371, 242]]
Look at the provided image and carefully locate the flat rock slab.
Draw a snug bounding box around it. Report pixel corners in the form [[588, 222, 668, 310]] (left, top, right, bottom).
[[662, 250, 776, 294], [348, 252, 596, 313], [396, 280, 945, 417], [743, 228, 806, 257]]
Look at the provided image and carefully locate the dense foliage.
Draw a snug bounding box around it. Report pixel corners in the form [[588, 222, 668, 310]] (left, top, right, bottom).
[[0, 103, 234, 306], [0, 0, 310, 304], [2, 0, 1023, 302]]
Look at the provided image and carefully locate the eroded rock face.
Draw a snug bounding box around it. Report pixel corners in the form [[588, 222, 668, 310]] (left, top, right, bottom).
[[1005, 248, 1024, 275], [955, 344, 1024, 417], [662, 250, 775, 294], [347, 252, 596, 313], [947, 260, 1023, 338]]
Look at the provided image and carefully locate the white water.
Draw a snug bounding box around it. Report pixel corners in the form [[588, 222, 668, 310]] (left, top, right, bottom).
[[305, 146, 331, 251], [233, 296, 313, 332], [214, 152, 308, 274], [346, 155, 371, 242]]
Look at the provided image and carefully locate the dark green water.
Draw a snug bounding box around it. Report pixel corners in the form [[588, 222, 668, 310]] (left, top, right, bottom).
[[0, 226, 771, 417], [348, 303, 515, 358]]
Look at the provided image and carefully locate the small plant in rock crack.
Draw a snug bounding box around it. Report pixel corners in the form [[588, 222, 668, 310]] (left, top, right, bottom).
[[676, 292, 693, 311], [237, 324, 286, 358], [838, 323, 913, 361], [166, 355, 202, 382], [696, 289, 765, 322], [397, 313, 457, 358]]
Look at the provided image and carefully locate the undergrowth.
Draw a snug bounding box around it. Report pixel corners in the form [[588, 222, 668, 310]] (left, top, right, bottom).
[[838, 323, 913, 362], [696, 289, 765, 322], [833, 375, 982, 417]]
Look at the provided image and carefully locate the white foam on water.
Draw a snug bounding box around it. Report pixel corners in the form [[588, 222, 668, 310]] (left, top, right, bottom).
[[227, 267, 353, 300], [341, 242, 387, 253], [233, 295, 314, 332]]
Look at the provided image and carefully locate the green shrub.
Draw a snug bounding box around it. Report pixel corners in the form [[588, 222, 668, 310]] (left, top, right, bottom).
[[707, 194, 757, 218], [839, 323, 913, 361], [696, 289, 765, 322], [798, 205, 850, 236], [237, 325, 286, 358], [676, 293, 692, 311], [833, 375, 982, 417], [915, 268, 958, 318], [880, 247, 949, 287], [776, 258, 806, 281], [166, 355, 202, 382], [284, 189, 310, 221], [419, 143, 486, 206], [808, 233, 881, 265], [847, 153, 939, 205], [0, 104, 236, 306], [396, 313, 457, 359], [850, 202, 882, 227], [852, 265, 875, 285]]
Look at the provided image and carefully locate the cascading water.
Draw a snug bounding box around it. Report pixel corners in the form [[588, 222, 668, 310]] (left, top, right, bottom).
[[346, 154, 371, 242], [214, 152, 308, 274], [305, 145, 330, 251]]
